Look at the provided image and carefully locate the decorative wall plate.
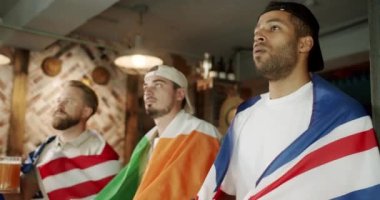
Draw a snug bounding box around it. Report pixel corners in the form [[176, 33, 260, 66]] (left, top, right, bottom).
[[41, 57, 62, 77], [92, 66, 110, 85]]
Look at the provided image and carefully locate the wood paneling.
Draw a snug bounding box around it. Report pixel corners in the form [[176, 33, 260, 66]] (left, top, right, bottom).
[[8, 49, 29, 156]]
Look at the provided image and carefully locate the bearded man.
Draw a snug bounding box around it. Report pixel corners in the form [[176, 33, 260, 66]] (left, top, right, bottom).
[[197, 1, 380, 199], [2, 80, 120, 200]]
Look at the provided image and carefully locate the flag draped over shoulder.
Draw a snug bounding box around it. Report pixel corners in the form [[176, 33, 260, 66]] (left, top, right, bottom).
[[198, 75, 380, 200], [95, 136, 151, 200], [23, 131, 120, 200], [97, 110, 220, 200]]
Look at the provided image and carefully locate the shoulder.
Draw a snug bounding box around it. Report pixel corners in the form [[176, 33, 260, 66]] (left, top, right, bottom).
[[312, 74, 367, 116], [182, 112, 221, 139], [34, 135, 57, 157], [237, 95, 262, 114], [231, 95, 263, 123], [85, 130, 105, 147], [85, 130, 118, 159], [86, 130, 106, 142]]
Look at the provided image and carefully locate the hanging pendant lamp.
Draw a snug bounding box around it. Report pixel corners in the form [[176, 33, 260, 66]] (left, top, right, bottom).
[[114, 35, 162, 75], [114, 4, 163, 75], [0, 47, 11, 65]]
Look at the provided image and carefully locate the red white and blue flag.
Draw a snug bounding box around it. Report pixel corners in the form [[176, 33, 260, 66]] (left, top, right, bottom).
[[23, 133, 120, 200], [198, 75, 380, 199]]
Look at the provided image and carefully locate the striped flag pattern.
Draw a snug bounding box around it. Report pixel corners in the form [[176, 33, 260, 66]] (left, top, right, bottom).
[[197, 75, 380, 200], [23, 131, 120, 200]]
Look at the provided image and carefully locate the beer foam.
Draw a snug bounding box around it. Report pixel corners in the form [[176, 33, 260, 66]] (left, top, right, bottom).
[[0, 160, 20, 164], [0, 157, 21, 165]]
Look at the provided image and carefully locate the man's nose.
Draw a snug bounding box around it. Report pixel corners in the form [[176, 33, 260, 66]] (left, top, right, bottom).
[[56, 99, 67, 107], [144, 86, 153, 95], [253, 29, 265, 44]]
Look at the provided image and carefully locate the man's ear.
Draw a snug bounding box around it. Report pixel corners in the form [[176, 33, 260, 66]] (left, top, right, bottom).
[[82, 106, 93, 119], [299, 36, 314, 53], [176, 88, 186, 101]]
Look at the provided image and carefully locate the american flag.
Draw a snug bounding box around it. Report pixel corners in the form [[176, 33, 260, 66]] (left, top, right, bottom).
[[23, 132, 120, 200]]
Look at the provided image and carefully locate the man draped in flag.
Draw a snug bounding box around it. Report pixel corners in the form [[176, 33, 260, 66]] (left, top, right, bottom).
[[1, 80, 120, 200], [96, 65, 221, 200], [198, 1, 380, 199]]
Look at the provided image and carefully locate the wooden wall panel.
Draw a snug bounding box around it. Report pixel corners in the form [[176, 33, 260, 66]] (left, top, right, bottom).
[[8, 49, 29, 156]]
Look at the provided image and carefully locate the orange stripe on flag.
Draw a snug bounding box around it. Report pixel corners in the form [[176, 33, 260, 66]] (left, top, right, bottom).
[[134, 131, 219, 200]]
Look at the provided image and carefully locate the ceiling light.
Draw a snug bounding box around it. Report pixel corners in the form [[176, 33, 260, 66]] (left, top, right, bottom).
[[114, 4, 163, 75], [114, 35, 163, 75], [0, 47, 11, 65], [0, 54, 10, 65]]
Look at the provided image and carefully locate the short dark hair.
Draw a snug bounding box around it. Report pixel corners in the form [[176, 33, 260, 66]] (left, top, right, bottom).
[[261, 1, 324, 72], [66, 80, 98, 116], [289, 14, 312, 39], [172, 82, 186, 109]]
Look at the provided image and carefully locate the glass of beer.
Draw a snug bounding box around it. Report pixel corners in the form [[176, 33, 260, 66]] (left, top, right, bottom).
[[0, 156, 21, 193]]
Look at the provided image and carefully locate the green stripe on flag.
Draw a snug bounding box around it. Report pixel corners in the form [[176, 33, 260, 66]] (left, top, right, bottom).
[[96, 136, 151, 200]]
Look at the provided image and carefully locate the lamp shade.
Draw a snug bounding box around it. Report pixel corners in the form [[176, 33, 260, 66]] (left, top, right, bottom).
[[114, 49, 163, 75], [114, 35, 163, 75], [0, 53, 10, 65], [0, 47, 11, 65]]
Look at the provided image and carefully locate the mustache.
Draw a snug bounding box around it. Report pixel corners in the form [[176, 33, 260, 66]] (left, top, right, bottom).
[[144, 96, 157, 103], [54, 108, 67, 115]]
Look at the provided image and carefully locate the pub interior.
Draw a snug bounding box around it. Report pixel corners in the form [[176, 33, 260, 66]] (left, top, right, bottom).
[[0, 0, 377, 184]]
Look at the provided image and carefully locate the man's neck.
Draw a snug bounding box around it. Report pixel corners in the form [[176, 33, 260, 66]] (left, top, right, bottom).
[[268, 69, 311, 99], [154, 109, 181, 136], [57, 123, 86, 143]]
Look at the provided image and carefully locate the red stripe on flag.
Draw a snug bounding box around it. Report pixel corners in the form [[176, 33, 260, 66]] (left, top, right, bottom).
[[213, 187, 236, 200], [39, 143, 118, 179], [47, 175, 115, 199], [249, 129, 377, 200]]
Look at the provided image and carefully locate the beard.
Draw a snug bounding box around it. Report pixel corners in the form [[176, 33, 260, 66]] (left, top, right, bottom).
[[145, 103, 174, 119], [145, 107, 170, 119], [254, 39, 298, 81], [52, 111, 80, 130]]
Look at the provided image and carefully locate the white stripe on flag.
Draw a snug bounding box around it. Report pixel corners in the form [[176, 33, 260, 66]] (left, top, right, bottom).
[[42, 160, 120, 193], [198, 166, 217, 200], [163, 112, 219, 138]]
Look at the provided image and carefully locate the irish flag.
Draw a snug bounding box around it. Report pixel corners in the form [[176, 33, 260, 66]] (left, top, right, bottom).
[[97, 110, 220, 200]]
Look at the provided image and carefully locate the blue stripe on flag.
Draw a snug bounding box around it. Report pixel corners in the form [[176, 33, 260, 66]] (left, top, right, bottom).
[[214, 126, 233, 191], [22, 136, 56, 173], [237, 96, 261, 113], [213, 96, 261, 191], [332, 184, 380, 200]]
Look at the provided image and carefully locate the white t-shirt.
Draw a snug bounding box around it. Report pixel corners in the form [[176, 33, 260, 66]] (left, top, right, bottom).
[[222, 82, 313, 199]]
